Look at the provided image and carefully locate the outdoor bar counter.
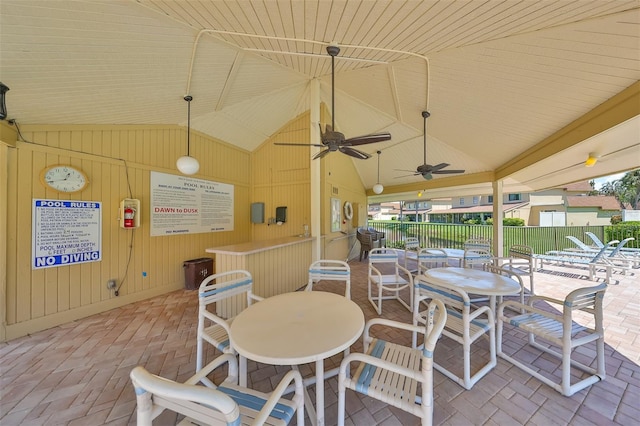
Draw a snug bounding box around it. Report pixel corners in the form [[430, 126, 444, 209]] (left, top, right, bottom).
[[206, 236, 314, 316]]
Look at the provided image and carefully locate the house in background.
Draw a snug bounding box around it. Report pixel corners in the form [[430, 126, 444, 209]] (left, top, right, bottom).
[[428, 194, 529, 224], [370, 181, 623, 226], [565, 196, 623, 226], [369, 199, 452, 221], [528, 181, 621, 226]]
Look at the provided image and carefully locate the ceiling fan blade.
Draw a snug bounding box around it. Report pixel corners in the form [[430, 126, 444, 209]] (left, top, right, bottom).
[[394, 173, 418, 179], [394, 168, 418, 173], [339, 146, 372, 159], [432, 169, 466, 174], [274, 142, 326, 147], [313, 149, 331, 160], [429, 163, 450, 172], [345, 132, 392, 146]]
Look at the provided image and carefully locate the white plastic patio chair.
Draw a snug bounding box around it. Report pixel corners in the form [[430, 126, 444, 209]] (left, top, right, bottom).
[[492, 244, 535, 296], [368, 248, 413, 315], [197, 269, 263, 385], [464, 237, 492, 253], [404, 236, 421, 270], [337, 299, 447, 426], [462, 248, 493, 270], [305, 259, 352, 361], [413, 274, 496, 390], [497, 282, 607, 396], [416, 248, 449, 274], [130, 353, 305, 426], [305, 259, 351, 299]]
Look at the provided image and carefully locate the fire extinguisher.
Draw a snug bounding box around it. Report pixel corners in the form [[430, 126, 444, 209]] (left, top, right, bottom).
[[124, 206, 135, 228]]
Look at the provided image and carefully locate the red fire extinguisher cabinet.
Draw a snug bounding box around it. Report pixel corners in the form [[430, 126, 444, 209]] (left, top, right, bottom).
[[119, 198, 141, 229], [183, 257, 214, 290]]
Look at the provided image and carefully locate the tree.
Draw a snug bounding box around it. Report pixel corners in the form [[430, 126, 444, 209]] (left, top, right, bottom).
[[619, 170, 640, 209], [598, 169, 640, 209]]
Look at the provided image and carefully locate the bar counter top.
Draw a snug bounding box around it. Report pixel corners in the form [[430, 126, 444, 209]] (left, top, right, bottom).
[[205, 236, 314, 256]]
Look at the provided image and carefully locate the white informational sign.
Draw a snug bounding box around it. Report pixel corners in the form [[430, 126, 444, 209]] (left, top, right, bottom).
[[150, 171, 234, 236], [32, 199, 102, 269]]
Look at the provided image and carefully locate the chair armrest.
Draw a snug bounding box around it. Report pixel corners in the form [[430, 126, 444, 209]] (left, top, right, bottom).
[[201, 311, 232, 334], [365, 317, 425, 339], [497, 300, 563, 323], [369, 265, 383, 281], [185, 353, 237, 386], [249, 293, 264, 303], [339, 351, 424, 383], [467, 305, 494, 323], [254, 369, 304, 425], [396, 263, 413, 280], [528, 294, 563, 307]]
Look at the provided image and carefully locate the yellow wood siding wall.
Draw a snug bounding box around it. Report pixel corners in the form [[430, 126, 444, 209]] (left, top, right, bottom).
[[2, 107, 368, 342], [215, 239, 313, 318], [250, 107, 367, 261], [251, 113, 312, 241], [4, 124, 251, 340]]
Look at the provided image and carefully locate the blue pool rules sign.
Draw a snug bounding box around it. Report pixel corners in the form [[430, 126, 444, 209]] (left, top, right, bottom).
[[32, 199, 102, 269]]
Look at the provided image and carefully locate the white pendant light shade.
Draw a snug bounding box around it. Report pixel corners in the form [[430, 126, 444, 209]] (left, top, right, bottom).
[[177, 95, 199, 175], [176, 155, 200, 175], [373, 150, 383, 194]]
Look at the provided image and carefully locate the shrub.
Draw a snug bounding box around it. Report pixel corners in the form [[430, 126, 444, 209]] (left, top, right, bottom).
[[503, 218, 525, 226], [610, 215, 622, 225], [606, 221, 640, 248]]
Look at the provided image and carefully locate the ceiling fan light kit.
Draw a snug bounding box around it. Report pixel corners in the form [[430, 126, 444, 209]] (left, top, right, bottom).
[[176, 95, 200, 175], [274, 44, 391, 159]]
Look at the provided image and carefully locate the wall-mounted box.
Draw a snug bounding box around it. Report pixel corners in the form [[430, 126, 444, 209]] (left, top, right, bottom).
[[120, 198, 141, 229], [276, 206, 287, 223], [251, 202, 265, 224]]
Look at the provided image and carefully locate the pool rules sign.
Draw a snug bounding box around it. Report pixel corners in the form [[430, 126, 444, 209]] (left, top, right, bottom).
[[32, 199, 102, 269]]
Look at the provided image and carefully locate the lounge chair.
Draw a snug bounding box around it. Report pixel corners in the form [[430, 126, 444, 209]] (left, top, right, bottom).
[[535, 240, 621, 284], [548, 237, 638, 268], [565, 235, 598, 252], [586, 232, 640, 263]]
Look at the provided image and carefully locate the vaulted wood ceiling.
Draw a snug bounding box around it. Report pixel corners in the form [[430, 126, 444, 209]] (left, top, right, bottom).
[[1, 1, 639, 200]]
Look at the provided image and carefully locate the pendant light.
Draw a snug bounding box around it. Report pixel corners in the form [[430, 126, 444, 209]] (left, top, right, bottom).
[[176, 95, 200, 175], [373, 150, 384, 194]]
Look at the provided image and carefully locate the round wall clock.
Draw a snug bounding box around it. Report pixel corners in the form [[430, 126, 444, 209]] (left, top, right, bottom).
[[40, 165, 89, 193]]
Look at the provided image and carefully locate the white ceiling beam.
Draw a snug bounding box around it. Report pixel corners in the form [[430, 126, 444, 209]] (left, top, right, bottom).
[[216, 51, 245, 112]]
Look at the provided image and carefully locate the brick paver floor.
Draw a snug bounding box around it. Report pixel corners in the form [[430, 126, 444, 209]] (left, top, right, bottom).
[[1, 255, 638, 425]]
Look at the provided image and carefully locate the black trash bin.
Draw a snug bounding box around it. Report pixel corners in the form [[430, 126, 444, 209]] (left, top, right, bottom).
[[183, 257, 214, 290]]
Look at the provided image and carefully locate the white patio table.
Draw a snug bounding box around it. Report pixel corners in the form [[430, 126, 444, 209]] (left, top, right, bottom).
[[421, 248, 486, 267], [230, 291, 365, 426], [420, 267, 521, 314]]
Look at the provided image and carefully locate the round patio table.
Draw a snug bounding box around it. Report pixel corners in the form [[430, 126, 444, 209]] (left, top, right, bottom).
[[230, 291, 364, 426], [421, 267, 521, 313]]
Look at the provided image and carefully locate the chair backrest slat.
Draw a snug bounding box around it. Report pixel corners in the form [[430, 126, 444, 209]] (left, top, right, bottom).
[[307, 259, 351, 299]]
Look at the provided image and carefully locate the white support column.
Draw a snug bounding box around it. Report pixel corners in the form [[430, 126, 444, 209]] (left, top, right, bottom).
[[493, 180, 504, 257], [310, 79, 321, 261]]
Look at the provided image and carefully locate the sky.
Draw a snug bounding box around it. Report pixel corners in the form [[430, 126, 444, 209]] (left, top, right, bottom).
[[592, 173, 625, 190]]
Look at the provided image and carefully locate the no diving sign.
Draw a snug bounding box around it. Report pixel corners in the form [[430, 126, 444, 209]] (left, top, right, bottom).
[[32, 199, 102, 269]]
